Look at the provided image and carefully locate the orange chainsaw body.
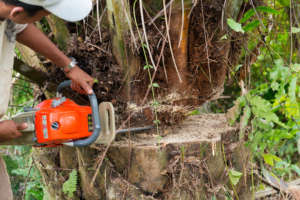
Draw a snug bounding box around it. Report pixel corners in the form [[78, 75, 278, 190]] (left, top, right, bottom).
[[34, 98, 93, 145]]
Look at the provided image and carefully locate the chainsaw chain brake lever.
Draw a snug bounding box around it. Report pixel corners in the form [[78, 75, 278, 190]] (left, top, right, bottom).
[[57, 80, 101, 147]]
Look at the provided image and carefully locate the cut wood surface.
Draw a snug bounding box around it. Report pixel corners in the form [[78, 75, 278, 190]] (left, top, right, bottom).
[[112, 114, 230, 146], [106, 114, 251, 199]]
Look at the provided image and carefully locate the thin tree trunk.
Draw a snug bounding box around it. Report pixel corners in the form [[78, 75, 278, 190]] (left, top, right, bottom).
[[106, 0, 140, 100], [46, 15, 71, 51]]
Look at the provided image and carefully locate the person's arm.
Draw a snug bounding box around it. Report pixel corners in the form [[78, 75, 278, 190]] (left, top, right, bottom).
[[0, 120, 27, 142], [16, 23, 94, 94]]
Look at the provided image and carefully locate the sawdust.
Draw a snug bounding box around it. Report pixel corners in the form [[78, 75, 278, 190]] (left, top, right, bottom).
[[114, 114, 237, 146]]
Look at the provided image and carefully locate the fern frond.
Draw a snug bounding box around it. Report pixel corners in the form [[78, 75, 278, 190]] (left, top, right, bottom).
[[62, 169, 78, 198]]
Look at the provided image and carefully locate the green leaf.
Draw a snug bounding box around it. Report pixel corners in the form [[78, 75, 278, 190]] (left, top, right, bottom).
[[152, 83, 160, 88], [248, 95, 288, 128], [263, 154, 274, 166], [291, 63, 300, 72], [243, 20, 260, 32], [12, 168, 30, 176], [220, 34, 228, 40], [292, 27, 300, 33], [227, 96, 247, 125], [151, 101, 160, 107], [63, 169, 78, 198], [235, 64, 242, 72], [277, 0, 290, 7], [241, 9, 255, 23], [241, 6, 278, 24], [187, 109, 201, 116], [291, 165, 300, 176], [229, 169, 243, 186], [240, 106, 251, 139], [256, 6, 279, 14], [144, 65, 153, 70], [262, 153, 281, 166], [142, 43, 148, 48], [288, 77, 297, 101], [153, 120, 161, 125], [227, 18, 245, 34]]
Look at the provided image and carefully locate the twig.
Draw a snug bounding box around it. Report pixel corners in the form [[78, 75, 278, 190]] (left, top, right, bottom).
[[200, 0, 212, 83], [121, 0, 138, 49], [22, 157, 34, 200], [253, 170, 289, 198], [188, 0, 198, 19], [96, 0, 102, 42], [222, 144, 239, 200], [139, 0, 158, 70], [86, 42, 111, 55], [141, 36, 167, 105], [178, 0, 185, 48], [249, 0, 267, 30], [148, 0, 175, 25], [143, 6, 167, 42], [89, 142, 112, 188], [221, 0, 227, 30], [163, 0, 183, 82], [89, 7, 107, 39]]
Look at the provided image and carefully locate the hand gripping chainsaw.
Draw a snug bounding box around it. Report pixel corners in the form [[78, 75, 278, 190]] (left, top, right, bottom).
[[0, 81, 116, 147]]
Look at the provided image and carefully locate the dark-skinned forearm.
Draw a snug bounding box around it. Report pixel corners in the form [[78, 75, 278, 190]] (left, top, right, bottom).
[[16, 23, 95, 94], [16, 23, 70, 68]]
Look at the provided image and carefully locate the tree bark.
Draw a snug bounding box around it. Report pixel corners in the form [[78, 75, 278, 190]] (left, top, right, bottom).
[[106, 0, 140, 100], [46, 15, 71, 51]]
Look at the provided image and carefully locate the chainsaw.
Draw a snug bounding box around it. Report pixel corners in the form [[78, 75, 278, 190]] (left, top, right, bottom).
[[0, 80, 118, 147]]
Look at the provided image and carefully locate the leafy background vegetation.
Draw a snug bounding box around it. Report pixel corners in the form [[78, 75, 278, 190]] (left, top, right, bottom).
[[0, 73, 45, 200], [224, 0, 300, 185], [0, 0, 299, 199]]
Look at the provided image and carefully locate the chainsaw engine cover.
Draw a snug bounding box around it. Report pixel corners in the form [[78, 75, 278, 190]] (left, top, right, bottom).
[[35, 98, 93, 145]]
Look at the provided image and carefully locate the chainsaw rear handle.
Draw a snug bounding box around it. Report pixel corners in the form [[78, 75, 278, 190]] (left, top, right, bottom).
[[57, 80, 101, 147]]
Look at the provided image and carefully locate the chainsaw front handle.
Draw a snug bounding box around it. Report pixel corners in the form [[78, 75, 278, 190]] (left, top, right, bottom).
[[57, 80, 72, 95], [57, 80, 101, 147]]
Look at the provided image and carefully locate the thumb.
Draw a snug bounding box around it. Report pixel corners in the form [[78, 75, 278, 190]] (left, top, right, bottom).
[[16, 122, 28, 130], [81, 81, 93, 95]]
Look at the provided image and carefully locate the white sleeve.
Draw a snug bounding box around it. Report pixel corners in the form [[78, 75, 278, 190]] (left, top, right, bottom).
[[14, 23, 28, 34], [5, 20, 28, 42]]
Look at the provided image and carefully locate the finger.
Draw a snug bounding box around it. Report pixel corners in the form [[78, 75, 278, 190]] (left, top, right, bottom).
[[16, 122, 28, 130], [75, 83, 86, 94], [71, 82, 84, 94], [14, 130, 22, 137], [80, 81, 93, 95], [73, 83, 81, 92], [77, 87, 86, 94], [71, 82, 76, 91]]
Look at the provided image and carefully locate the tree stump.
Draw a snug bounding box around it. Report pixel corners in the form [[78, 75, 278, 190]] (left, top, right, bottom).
[[34, 114, 252, 199]]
